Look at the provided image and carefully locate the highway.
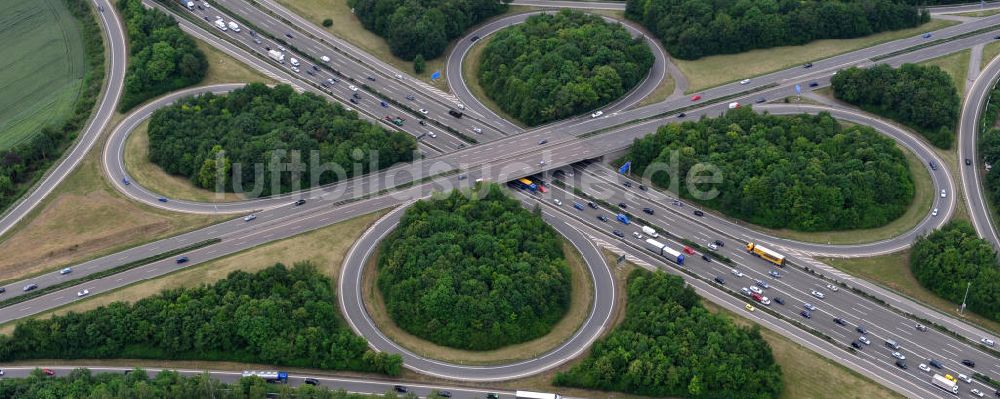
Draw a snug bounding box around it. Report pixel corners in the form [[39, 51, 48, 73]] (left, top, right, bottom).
[[960, 47, 1000, 251]]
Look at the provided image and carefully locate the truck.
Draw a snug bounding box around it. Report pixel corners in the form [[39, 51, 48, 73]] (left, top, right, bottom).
[[931, 374, 958, 395], [214, 18, 227, 31], [289, 57, 300, 67], [517, 178, 537, 192], [515, 391, 560, 399], [185, 1, 194, 10], [268, 50, 284, 64], [227, 21, 240, 32], [645, 239, 685, 265], [241, 370, 288, 384], [641, 226, 658, 238], [746, 242, 785, 266]]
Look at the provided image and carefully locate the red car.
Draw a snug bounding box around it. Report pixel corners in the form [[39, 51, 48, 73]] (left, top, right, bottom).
[[690, 95, 702, 101], [43, 368, 55, 376], [683, 246, 695, 255]]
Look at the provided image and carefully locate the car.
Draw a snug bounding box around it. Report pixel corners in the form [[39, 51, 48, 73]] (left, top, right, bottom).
[[285, 32, 294, 38], [740, 78, 751, 85], [176, 256, 189, 264], [708, 243, 718, 251], [613, 230, 624, 238], [945, 374, 957, 382], [803, 303, 817, 311], [745, 304, 756, 312], [755, 97, 765, 104], [43, 369, 55, 376], [731, 269, 744, 277], [473, 127, 483, 134], [728, 102, 740, 109], [714, 276, 725, 285], [623, 181, 632, 188], [895, 360, 907, 370], [856, 325, 867, 334], [0, 287, 5, 293], [428, 131, 437, 138], [966, 158, 973, 166], [804, 62, 813, 68], [77, 289, 89, 297], [773, 297, 785, 305], [406, 95, 415, 101], [394, 386, 407, 393], [458, 175, 467, 180], [349, 85, 358, 92], [538, 160, 545, 166], [859, 336, 871, 345], [158, 197, 168, 202], [755, 280, 769, 289], [588, 202, 598, 209], [768, 269, 781, 278], [291, 66, 300, 73], [632, 231, 642, 239], [691, 95, 701, 101], [486, 394, 500, 399], [367, 76, 376, 81], [959, 373, 972, 383], [597, 215, 609, 222], [320, 55, 330, 63], [972, 388, 985, 397], [23, 283, 37, 292], [825, 284, 838, 292], [350, 98, 359, 104], [811, 290, 825, 299], [749, 286, 763, 295], [941, 189, 947, 198], [303, 378, 319, 386], [919, 363, 931, 372], [437, 391, 452, 398], [800, 310, 812, 319], [930, 359, 943, 369], [60, 267, 72, 275], [553, 198, 562, 206], [457, 103, 465, 110], [639, 185, 647, 191], [122, 177, 130, 185], [418, 120, 425, 125], [702, 254, 711, 262], [714, 240, 725, 247], [929, 161, 937, 170], [618, 202, 627, 209], [243, 214, 256, 222], [253, 37, 262, 44], [833, 318, 845, 326], [916, 323, 927, 331], [203, 16, 210, 21], [419, 108, 429, 114], [963, 359, 976, 368], [741, 287, 751, 296], [851, 341, 862, 349], [643, 208, 654, 215], [538, 139, 548, 145], [677, 112, 686, 118], [591, 110, 604, 118], [394, 74, 403, 80], [327, 78, 339, 84], [922, 32, 932, 39], [932, 208, 938, 217], [470, 35, 480, 42], [982, 338, 996, 347], [808, 82, 819, 87], [693, 210, 704, 216]]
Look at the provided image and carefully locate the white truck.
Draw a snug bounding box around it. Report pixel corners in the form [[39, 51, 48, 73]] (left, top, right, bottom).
[[185, 1, 194, 10], [289, 57, 300, 67], [641, 226, 658, 238], [227, 21, 240, 32], [931, 374, 958, 395], [267, 50, 284, 64], [214, 18, 227, 31]]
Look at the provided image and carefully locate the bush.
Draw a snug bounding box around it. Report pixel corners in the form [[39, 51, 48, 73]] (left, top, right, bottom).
[[911, 221, 1000, 321], [478, 10, 653, 126], [554, 269, 784, 398], [146, 83, 416, 197], [348, 0, 510, 60], [624, 108, 915, 231], [413, 54, 426, 74], [0, 263, 402, 375], [832, 63, 959, 148], [116, 0, 207, 112], [322, 18, 333, 27], [626, 0, 928, 60], [378, 184, 572, 350]]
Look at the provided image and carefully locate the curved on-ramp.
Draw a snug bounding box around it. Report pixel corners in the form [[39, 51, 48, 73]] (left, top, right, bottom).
[[338, 202, 616, 381], [960, 51, 1000, 250]]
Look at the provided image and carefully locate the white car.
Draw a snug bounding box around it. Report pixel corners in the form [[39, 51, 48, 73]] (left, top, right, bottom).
[[740, 78, 751, 85], [427, 131, 437, 138], [941, 189, 947, 198], [349, 85, 358, 92], [803, 303, 817, 311], [457, 103, 465, 110], [0, 369, 4, 376], [760, 296, 771, 305], [982, 337, 996, 347], [918, 363, 931, 372], [321, 55, 331, 63], [931, 208, 938, 217], [708, 243, 718, 251], [472, 127, 482, 134], [891, 351, 905, 360], [394, 73, 403, 80], [553, 198, 562, 206], [289, 57, 300, 67], [811, 290, 825, 299], [728, 102, 740, 109], [591, 110, 603, 118], [731, 269, 744, 277], [633, 231, 643, 239], [419, 108, 429, 114], [77, 289, 89, 297], [959, 374, 972, 383], [825, 284, 838, 292], [972, 388, 985, 397], [60, 267, 72, 275], [858, 336, 871, 345], [243, 214, 256, 222], [290, 66, 300, 73], [749, 286, 763, 295]]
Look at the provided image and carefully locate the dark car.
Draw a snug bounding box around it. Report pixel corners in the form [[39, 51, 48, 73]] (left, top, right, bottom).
[[306, 70, 315, 76], [833, 318, 845, 326], [639, 184, 647, 191], [755, 97, 766, 104], [677, 112, 686, 118], [851, 341, 862, 349], [303, 378, 319, 386], [367, 76, 376, 81], [158, 197, 168, 202], [856, 325, 867, 334], [23, 284, 37, 292], [713, 240, 725, 247], [929, 161, 937, 170], [487, 394, 500, 399], [693, 210, 704, 216], [895, 360, 907, 369], [702, 254, 711, 262], [801, 310, 812, 319], [418, 120, 426, 125], [285, 33, 294, 39], [618, 202, 627, 209], [809, 82, 819, 87], [963, 359, 976, 368], [613, 230, 625, 238], [714, 276, 725, 285], [312, 65, 319, 71], [623, 181, 632, 188], [643, 208, 654, 215], [176, 256, 189, 264], [393, 386, 407, 393], [597, 215, 609, 222], [294, 199, 306, 206], [471, 35, 480, 42], [588, 202, 598, 209], [773, 297, 784, 305], [350, 98, 359, 104], [929, 359, 943, 369], [966, 158, 973, 166], [406, 95, 415, 101], [804, 62, 813, 68], [352, 92, 361, 99], [0, 287, 5, 294], [437, 391, 452, 398], [538, 139, 548, 145]]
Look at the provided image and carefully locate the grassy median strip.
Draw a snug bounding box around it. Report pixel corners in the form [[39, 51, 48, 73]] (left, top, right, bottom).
[[0, 239, 220, 310]]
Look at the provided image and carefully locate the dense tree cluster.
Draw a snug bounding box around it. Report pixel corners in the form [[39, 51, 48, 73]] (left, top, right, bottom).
[[478, 10, 653, 126], [625, 108, 915, 231], [0, 0, 105, 217], [625, 0, 927, 60], [378, 184, 572, 350], [911, 221, 1000, 322], [0, 368, 409, 399], [832, 64, 959, 148], [977, 83, 1000, 214], [348, 0, 510, 60], [0, 263, 403, 376], [554, 270, 784, 398], [117, 0, 207, 111], [147, 83, 416, 197]]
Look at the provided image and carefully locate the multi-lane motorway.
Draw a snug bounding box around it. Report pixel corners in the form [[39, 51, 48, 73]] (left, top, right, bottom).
[[6, 0, 1000, 397]]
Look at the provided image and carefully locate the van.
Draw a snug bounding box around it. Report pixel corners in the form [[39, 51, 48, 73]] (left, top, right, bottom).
[[885, 339, 900, 350], [448, 109, 463, 118]]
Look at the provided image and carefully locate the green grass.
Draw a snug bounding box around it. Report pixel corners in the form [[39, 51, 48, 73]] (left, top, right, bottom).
[[676, 19, 958, 93], [0, 0, 87, 150], [755, 144, 933, 245], [982, 40, 1000, 70], [920, 49, 971, 93], [955, 9, 1000, 18]]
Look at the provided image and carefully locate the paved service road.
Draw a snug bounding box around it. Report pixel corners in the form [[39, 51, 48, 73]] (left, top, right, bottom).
[[960, 52, 1000, 250], [338, 201, 615, 381]]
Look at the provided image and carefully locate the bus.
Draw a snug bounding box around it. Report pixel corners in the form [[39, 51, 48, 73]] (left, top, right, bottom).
[[515, 391, 560, 399], [241, 370, 288, 384], [517, 178, 537, 191], [746, 242, 785, 266]]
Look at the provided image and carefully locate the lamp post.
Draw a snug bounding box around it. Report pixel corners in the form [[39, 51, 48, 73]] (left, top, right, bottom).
[[960, 281, 971, 315]]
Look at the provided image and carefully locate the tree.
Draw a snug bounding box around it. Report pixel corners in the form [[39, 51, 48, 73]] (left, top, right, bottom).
[[911, 221, 1000, 321], [322, 18, 333, 27], [413, 54, 425, 74]]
